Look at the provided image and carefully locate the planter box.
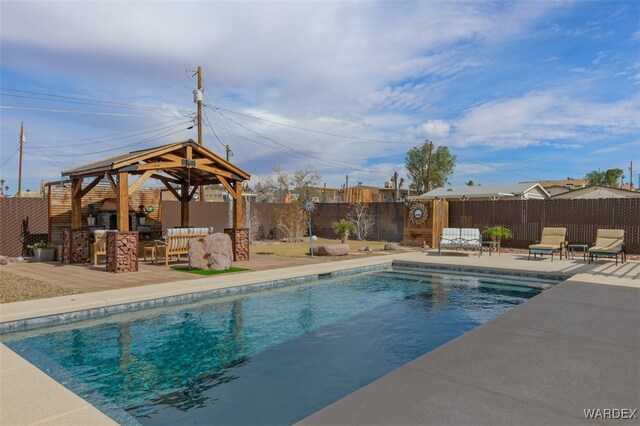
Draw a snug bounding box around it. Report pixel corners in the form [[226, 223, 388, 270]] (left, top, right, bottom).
[[32, 248, 54, 262]]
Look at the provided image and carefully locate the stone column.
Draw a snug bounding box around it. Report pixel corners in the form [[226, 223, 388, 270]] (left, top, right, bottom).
[[224, 228, 249, 261], [61, 229, 90, 264], [106, 231, 139, 273]]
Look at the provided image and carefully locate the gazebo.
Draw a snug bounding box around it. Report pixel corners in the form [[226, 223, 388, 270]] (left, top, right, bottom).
[[60, 139, 251, 272]]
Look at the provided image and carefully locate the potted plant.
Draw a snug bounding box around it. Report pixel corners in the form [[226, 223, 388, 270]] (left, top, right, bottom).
[[87, 203, 96, 226], [483, 225, 513, 243], [27, 240, 55, 262], [137, 205, 149, 225]]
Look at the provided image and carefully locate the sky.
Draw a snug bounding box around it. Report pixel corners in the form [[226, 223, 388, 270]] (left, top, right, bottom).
[[1, 0, 639, 194]]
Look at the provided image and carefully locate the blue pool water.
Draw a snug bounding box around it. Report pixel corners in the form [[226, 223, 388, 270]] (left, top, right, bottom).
[[3, 269, 545, 425]]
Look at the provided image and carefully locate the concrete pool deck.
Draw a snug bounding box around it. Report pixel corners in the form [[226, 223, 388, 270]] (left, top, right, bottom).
[[1, 252, 639, 425]]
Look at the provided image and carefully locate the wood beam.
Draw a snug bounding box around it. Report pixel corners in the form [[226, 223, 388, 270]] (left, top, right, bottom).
[[121, 161, 183, 172], [180, 181, 189, 227], [216, 175, 237, 199], [117, 172, 129, 231], [194, 163, 233, 179], [158, 178, 181, 200], [71, 177, 82, 230], [111, 141, 186, 169], [188, 185, 199, 201], [78, 175, 102, 198], [233, 180, 243, 229], [106, 174, 118, 192], [128, 170, 154, 195], [159, 153, 182, 162], [150, 173, 180, 184]]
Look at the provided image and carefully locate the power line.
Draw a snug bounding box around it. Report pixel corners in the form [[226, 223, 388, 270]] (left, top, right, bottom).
[[1, 88, 190, 113], [1, 145, 20, 167], [213, 106, 413, 145], [25, 124, 191, 158], [29, 115, 194, 148], [210, 105, 390, 175], [0, 105, 157, 117]]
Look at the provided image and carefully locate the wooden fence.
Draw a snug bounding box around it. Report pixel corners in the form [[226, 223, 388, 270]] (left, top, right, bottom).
[[449, 198, 640, 253]]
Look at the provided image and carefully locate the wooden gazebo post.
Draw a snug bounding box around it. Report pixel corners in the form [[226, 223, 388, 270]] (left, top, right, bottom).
[[61, 177, 91, 264], [116, 172, 129, 232], [181, 181, 190, 227], [225, 179, 249, 261]]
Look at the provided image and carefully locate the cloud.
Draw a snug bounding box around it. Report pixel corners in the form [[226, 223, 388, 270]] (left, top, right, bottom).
[[1, 1, 637, 190], [442, 90, 640, 149]]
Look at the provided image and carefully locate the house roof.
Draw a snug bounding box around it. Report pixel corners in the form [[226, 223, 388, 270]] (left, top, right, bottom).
[[61, 139, 250, 186], [551, 185, 640, 199], [411, 183, 549, 200], [520, 178, 588, 188]]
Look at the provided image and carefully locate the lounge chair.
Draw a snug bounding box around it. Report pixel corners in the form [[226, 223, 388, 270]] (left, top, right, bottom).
[[528, 227, 567, 261], [588, 229, 626, 265], [93, 230, 107, 266]]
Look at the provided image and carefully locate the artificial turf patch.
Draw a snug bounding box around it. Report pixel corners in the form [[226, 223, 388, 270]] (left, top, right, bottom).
[[173, 266, 249, 275]]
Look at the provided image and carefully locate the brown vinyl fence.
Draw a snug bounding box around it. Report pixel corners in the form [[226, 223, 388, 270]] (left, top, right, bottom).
[[0, 198, 49, 257], [160, 201, 405, 242], [449, 198, 640, 253], [1, 197, 638, 256]]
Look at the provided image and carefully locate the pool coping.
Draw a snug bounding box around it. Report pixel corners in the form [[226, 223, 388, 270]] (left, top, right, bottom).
[[1, 252, 638, 425]]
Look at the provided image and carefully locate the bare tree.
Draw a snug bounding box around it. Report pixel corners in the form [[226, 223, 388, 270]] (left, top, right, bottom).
[[274, 200, 308, 242], [254, 165, 321, 202], [347, 202, 375, 241]]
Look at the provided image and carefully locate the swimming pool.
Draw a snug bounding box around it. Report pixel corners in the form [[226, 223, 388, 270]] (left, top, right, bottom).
[[2, 268, 552, 425]]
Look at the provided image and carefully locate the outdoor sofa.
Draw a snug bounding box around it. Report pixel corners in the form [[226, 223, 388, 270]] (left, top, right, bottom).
[[588, 229, 626, 265], [438, 228, 482, 256], [528, 227, 567, 261], [154, 227, 215, 267]]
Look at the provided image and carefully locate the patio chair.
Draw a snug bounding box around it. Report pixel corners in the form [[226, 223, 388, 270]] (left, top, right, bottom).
[[438, 228, 460, 255], [93, 230, 107, 266], [588, 229, 626, 265], [459, 228, 482, 256], [528, 227, 567, 261]]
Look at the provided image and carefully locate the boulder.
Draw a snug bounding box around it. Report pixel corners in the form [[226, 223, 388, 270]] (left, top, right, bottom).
[[0, 256, 7, 265], [311, 244, 350, 256], [384, 243, 401, 251], [188, 237, 208, 270], [204, 233, 233, 270], [188, 233, 233, 270]]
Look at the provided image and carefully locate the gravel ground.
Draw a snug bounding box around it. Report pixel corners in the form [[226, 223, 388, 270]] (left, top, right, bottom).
[[0, 270, 79, 303]]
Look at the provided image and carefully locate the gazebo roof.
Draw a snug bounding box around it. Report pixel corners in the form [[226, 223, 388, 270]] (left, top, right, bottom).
[[62, 139, 250, 186]]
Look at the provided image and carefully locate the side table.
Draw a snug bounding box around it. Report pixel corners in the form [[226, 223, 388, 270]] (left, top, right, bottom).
[[482, 241, 500, 256], [568, 244, 588, 262]]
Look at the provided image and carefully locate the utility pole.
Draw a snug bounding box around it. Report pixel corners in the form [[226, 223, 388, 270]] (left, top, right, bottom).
[[193, 65, 205, 201], [629, 161, 634, 190], [345, 175, 349, 203], [226, 144, 233, 162], [393, 171, 399, 202], [425, 140, 433, 193], [17, 122, 24, 196]]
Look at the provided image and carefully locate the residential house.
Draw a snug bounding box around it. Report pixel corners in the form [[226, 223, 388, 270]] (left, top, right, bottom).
[[411, 183, 550, 201]]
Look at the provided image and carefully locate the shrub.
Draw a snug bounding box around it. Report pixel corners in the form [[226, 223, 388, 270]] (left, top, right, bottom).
[[332, 219, 356, 243], [483, 226, 513, 242], [274, 200, 308, 242]]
